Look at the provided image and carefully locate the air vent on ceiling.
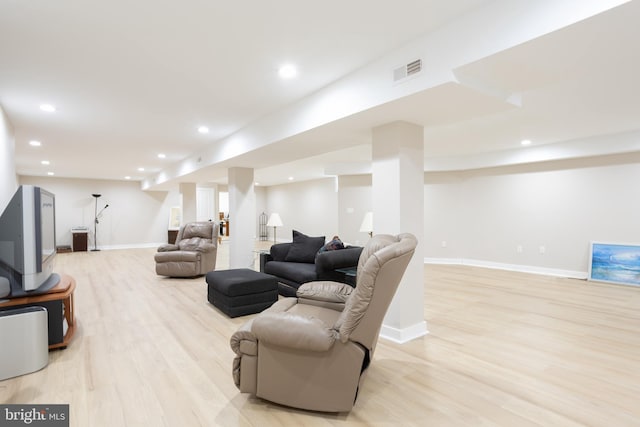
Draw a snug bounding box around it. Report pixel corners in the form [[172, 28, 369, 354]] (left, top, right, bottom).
[[393, 59, 422, 83]]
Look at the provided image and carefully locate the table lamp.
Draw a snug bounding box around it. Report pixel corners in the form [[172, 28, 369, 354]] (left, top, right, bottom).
[[359, 211, 373, 238], [267, 213, 283, 244]]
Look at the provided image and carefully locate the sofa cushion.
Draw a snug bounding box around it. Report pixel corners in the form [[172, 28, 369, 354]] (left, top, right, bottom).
[[264, 261, 317, 285], [297, 281, 353, 303], [285, 230, 325, 263], [269, 242, 291, 262]]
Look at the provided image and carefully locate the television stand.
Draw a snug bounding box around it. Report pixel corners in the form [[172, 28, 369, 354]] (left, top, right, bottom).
[[9, 272, 61, 298], [0, 274, 76, 350]]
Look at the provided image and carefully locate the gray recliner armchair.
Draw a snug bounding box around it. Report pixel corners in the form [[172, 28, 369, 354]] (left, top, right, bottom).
[[229, 233, 418, 412], [154, 222, 218, 277]]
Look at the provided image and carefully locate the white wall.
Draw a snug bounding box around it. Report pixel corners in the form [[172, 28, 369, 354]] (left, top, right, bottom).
[[337, 175, 372, 246], [19, 176, 178, 249], [424, 154, 640, 276], [0, 106, 17, 209], [259, 154, 640, 277], [16, 148, 636, 278], [265, 178, 338, 242]]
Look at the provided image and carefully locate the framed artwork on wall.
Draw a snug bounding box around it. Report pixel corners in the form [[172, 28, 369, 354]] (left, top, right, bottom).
[[589, 241, 640, 287]]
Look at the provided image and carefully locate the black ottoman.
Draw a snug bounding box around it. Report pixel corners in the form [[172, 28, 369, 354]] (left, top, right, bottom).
[[206, 269, 278, 318]]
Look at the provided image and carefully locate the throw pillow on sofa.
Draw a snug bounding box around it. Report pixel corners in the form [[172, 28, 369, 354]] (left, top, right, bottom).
[[318, 235, 345, 253], [285, 230, 325, 263]]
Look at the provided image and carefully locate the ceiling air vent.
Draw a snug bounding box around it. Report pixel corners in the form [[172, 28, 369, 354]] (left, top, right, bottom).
[[393, 59, 422, 83]]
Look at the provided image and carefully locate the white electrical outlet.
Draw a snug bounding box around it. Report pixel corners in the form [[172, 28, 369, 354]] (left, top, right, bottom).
[[441, 241, 447, 248], [539, 245, 546, 254], [517, 245, 523, 253]]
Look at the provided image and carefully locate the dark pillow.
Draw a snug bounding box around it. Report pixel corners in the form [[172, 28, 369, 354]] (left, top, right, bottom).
[[285, 230, 325, 263], [318, 236, 345, 253]]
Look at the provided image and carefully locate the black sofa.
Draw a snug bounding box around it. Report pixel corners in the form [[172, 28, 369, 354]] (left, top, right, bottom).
[[260, 231, 363, 297]]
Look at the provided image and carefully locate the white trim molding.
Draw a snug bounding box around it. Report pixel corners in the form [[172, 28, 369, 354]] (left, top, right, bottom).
[[380, 320, 428, 344], [424, 257, 587, 279], [98, 242, 164, 251]]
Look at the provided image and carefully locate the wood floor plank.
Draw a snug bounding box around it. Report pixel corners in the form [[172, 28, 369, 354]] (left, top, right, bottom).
[[1, 243, 639, 426]]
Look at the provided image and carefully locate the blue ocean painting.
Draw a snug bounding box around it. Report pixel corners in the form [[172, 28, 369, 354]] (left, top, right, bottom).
[[590, 242, 640, 286]]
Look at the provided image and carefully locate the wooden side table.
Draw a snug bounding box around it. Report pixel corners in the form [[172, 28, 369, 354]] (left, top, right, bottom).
[[71, 229, 88, 252], [0, 274, 77, 350]]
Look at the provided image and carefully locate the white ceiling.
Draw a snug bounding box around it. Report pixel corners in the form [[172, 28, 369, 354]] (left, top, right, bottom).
[[2, 0, 640, 189]]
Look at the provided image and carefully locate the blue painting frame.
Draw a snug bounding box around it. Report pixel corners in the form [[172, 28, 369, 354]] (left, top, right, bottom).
[[589, 241, 640, 287]]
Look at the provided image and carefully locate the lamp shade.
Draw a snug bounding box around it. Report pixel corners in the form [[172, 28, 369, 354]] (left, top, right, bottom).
[[359, 211, 373, 233], [267, 213, 283, 227]]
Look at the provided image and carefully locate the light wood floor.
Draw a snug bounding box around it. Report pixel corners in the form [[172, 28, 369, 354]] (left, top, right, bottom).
[[1, 241, 639, 426]]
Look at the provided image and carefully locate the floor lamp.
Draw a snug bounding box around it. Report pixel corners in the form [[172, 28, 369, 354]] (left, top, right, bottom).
[[91, 194, 108, 251], [91, 194, 101, 251]]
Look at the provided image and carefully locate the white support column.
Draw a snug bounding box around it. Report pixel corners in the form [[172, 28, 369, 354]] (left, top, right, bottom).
[[372, 121, 427, 343], [179, 182, 197, 225], [228, 167, 255, 269]]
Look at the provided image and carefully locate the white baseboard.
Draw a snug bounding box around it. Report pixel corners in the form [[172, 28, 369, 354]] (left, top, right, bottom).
[[424, 257, 464, 265], [94, 242, 164, 251], [424, 257, 587, 279], [380, 320, 428, 344]]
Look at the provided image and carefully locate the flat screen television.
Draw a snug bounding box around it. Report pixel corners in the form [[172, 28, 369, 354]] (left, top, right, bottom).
[[0, 185, 59, 297]]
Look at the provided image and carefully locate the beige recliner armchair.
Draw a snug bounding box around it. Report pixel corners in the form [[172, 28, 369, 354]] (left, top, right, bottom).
[[229, 233, 418, 412], [154, 222, 218, 277]]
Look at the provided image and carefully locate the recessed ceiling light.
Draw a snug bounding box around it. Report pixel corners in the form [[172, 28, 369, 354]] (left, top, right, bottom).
[[39, 104, 56, 113], [288, 176, 294, 181], [521, 139, 532, 146], [29, 140, 42, 147], [157, 153, 166, 159], [47, 172, 54, 176], [41, 160, 50, 165], [124, 176, 131, 180], [198, 126, 209, 134], [278, 64, 297, 79], [137, 167, 145, 172], [255, 182, 260, 186]]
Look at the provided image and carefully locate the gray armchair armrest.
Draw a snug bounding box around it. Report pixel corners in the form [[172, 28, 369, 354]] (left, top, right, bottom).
[[230, 319, 258, 390], [157, 243, 179, 252], [269, 242, 293, 261], [252, 311, 337, 352], [229, 297, 296, 392], [315, 247, 363, 272], [230, 319, 257, 356], [315, 247, 363, 286]]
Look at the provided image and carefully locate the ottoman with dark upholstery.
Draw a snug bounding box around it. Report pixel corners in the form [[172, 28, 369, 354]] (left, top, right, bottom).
[[206, 268, 278, 318]]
